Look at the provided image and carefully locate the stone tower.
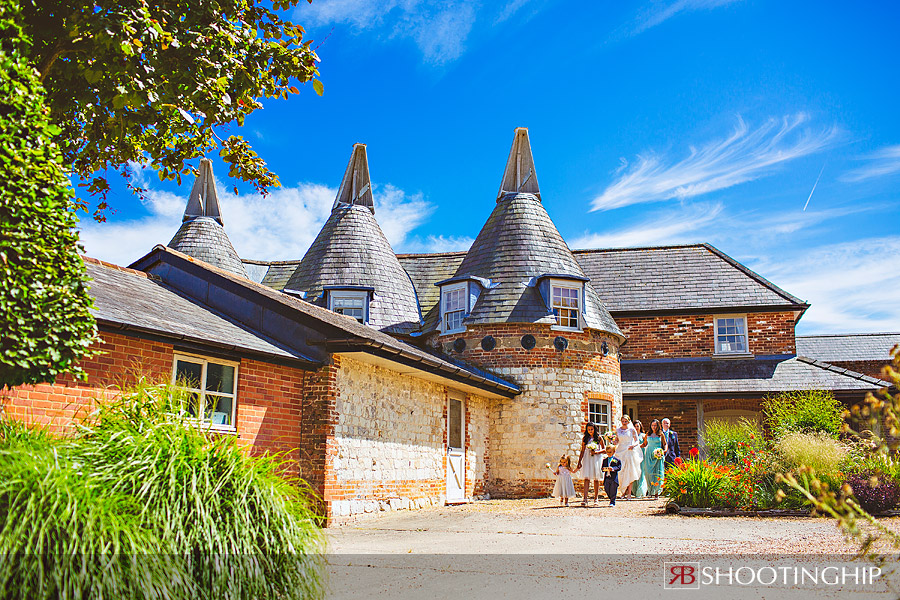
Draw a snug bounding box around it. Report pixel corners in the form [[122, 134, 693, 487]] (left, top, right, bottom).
[[284, 144, 422, 334], [427, 128, 625, 497], [167, 158, 248, 278]]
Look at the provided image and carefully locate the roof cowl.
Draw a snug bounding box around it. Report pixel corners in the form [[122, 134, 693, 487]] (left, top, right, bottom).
[[498, 127, 540, 201], [333, 143, 375, 214], [183, 158, 223, 225]]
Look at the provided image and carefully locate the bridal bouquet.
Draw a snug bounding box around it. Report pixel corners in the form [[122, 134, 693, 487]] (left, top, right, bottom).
[[586, 441, 599, 454], [653, 448, 664, 460]]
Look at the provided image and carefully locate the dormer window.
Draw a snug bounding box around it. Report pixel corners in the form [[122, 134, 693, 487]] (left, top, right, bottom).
[[551, 284, 580, 329], [326, 287, 371, 324], [715, 315, 748, 355], [537, 275, 586, 331], [441, 283, 467, 333]]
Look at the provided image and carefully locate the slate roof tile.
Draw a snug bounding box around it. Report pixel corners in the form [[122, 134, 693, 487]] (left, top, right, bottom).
[[796, 333, 900, 362], [168, 217, 248, 279]]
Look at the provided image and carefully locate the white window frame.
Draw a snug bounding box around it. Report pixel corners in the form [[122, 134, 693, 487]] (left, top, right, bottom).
[[171, 353, 239, 431], [328, 289, 368, 324], [549, 279, 582, 331], [440, 282, 468, 334], [714, 314, 750, 356], [588, 400, 611, 434]]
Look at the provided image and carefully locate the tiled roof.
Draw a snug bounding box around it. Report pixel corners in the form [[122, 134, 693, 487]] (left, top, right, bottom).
[[571, 244, 807, 313], [84, 258, 311, 364], [168, 217, 248, 278], [283, 205, 422, 335], [622, 356, 885, 395], [797, 333, 900, 362], [397, 252, 466, 332], [132, 246, 520, 398], [446, 192, 622, 337], [254, 260, 300, 291]]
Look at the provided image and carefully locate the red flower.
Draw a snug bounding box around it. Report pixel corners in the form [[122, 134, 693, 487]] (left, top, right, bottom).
[[674, 457, 684, 466], [689, 447, 699, 458]]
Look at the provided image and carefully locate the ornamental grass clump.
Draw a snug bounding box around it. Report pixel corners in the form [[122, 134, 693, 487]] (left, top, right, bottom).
[[776, 431, 847, 476], [0, 381, 325, 600], [703, 418, 765, 465], [763, 390, 844, 438]]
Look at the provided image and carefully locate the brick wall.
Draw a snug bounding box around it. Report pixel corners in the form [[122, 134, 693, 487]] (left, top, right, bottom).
[[616, 311, 796, 360], [1, 330, 308, 479], [429, 324, 622, 498]]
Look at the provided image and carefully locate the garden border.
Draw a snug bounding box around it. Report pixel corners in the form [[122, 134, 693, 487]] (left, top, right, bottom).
[[666, 502, 900, 518]]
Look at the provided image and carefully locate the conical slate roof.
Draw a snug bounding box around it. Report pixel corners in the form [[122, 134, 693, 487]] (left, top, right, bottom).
[[167, 159, 248, 278], [450, 129, 622, 338], [284, 144, 421, 334]]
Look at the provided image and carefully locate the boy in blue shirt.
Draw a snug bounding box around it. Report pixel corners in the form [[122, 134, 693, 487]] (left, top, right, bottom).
[[602, 445, 622, 506]]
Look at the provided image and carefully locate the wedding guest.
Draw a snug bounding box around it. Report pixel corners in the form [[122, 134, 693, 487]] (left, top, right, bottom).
[[576, 422, 605, 506], [661, 418, 681, 467], [633, 420, 649, 498], [615, 415, 643, 499], [643, 419, 668, 498], [550, 455, 576, 506], [601, 445, 622, 506]]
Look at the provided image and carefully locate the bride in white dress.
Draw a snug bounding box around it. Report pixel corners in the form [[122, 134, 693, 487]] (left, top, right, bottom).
[[615, 414, 643, 498]]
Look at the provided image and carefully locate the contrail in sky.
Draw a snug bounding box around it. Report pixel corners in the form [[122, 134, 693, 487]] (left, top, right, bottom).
[[803, 161, 827, 211]]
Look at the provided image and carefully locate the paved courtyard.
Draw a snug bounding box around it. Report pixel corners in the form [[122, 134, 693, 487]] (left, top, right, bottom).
[[326, 498, 900, 599]]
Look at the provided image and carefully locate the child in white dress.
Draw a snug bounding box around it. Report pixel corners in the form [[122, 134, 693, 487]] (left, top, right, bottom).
[[549, 455, 576, 506]]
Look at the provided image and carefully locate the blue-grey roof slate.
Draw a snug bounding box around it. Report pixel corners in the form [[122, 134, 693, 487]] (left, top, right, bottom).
[[797, 333, 900, 362]]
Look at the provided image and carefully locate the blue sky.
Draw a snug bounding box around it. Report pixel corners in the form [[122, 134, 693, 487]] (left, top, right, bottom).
[[80, 0, 900, 335]]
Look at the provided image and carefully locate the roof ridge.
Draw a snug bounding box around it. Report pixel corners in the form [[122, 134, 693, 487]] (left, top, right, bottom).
[[83, 255, 154, 279], [571, 243, 706, 254], [396, 251, 469, 258], [796, 355, 887, 386], [242, 258, 302, 266], [701, 243, 808, 307], [797, 332, 900, 338]]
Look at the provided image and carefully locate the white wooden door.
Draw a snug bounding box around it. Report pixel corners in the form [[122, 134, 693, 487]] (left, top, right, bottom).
[[446, 394, 465, 503]]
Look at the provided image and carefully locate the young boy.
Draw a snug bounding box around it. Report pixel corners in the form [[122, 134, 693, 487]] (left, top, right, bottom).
[[602, 444, 622, 506]]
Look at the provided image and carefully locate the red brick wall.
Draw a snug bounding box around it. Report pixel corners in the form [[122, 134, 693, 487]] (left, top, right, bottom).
[[617, 311, 796, 360], [301, 356, 339, 517], [1, 331, 308, 479]]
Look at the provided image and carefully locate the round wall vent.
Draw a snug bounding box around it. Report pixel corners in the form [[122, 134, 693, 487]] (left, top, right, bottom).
[[481, 335, 496, 351], [520, 334, 536, 350], [453, 338, 467, 353], [553, 336, 568, 352]]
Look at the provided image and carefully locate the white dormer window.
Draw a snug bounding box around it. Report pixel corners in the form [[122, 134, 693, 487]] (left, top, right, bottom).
[[715, 315, 748, 355], [329, 290, 368, 324], [441, 283, 467, 334], [550, 281, 581, 330]]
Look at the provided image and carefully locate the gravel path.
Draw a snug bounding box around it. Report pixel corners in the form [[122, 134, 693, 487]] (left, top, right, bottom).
[[325, 498, 900, 599]]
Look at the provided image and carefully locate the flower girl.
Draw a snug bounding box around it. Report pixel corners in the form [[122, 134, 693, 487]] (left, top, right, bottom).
[[547, 455, 576, 506]]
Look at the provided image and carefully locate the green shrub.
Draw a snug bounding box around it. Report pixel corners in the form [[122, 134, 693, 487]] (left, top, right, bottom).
[[763, 390, 844, 438], [664, 459, 733, 508], [0, 381, 325, 600], [703, 418, 765, 465], [0, 0, 97, 388], [776, 431, 847, 475]]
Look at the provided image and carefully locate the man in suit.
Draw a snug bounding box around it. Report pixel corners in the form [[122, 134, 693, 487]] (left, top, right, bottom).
[[661, 418, 681, 466]]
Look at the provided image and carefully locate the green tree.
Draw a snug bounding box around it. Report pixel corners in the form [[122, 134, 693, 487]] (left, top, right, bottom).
[[0, 0, 97, 388], [763, 389, 844, 438], [21, 0, 322, 218]]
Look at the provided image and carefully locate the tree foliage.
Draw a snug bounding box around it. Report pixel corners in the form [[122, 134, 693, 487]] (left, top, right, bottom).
[[20, 0, 322, 218], [763, 389, 844, 438], [0, 0, 97, 388]]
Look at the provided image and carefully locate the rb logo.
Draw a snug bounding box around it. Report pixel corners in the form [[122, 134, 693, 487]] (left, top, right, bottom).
[[664, 562, 700, 589]]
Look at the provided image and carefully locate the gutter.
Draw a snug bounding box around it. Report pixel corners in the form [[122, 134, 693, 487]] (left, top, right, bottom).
[[316, 337, 520, 397]]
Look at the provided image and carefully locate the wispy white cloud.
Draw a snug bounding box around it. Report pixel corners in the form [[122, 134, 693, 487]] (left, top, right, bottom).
[[401, 234, 474, 253], [629, 0, 742, 36], [840, 144, 900, 183], [752, 236, 900, 334], [591, 114, 838, 211], [572, 202, 723, 248], [300, 0, 478, 65], [79, 180, 432, 266]]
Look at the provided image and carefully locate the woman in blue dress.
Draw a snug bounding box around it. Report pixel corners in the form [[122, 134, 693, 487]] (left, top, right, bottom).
[[643, 419, 668, 498], [633, 420, 649, 498]]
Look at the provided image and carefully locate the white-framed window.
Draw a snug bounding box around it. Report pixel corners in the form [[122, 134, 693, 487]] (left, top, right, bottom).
[[550, 281, 581, 330], [715, 315, 748, 355], [329, 290, 368, 323], [588, 400, 611, 433], [172, 354, 238, 428], [441, 283, 467, 334]]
